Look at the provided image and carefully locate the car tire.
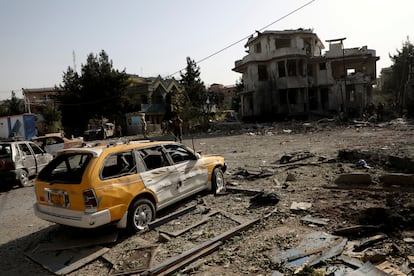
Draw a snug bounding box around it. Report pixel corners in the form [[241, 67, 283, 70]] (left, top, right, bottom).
[[127, 198, 155, 232], [18, 170, 30, 187], [211, 168, 226, 194]]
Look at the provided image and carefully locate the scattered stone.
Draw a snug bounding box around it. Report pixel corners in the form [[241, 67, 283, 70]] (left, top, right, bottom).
[[290, 201, 312, 211], [286, 173, 296, 182]]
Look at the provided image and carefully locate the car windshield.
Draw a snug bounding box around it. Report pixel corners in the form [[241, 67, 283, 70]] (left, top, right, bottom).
[[38, 153, 92, 184]]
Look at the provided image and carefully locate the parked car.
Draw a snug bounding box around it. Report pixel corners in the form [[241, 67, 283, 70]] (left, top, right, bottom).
[[34, 141, 227, 232], [0, 140, 53, 187], [32, 133, 84, 157], [83, 122, 115, 141]]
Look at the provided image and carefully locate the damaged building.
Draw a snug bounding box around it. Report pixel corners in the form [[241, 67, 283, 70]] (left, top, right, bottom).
[[233, 29, 379, 120]]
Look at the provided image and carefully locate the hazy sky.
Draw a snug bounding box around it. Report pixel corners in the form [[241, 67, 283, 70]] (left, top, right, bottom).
[[1, 0, 413, 100]]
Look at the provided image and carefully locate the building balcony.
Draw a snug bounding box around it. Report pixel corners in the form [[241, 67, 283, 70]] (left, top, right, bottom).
[[234, 48, 309, 70]]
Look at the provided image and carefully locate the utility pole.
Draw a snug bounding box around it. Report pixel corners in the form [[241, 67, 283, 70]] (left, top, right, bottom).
[[72, 50, 77, 72]]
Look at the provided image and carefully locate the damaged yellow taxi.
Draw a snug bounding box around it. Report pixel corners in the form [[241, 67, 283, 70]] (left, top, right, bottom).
[[34, 140, 226, 232]]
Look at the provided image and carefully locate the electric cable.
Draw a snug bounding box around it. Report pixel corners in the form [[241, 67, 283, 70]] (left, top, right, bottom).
[[168, 0, 316, 77]]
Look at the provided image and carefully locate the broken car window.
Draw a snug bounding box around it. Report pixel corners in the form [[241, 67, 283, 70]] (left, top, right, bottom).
[[138, 146, 170, 170], [101, 151, 136, 179], [164, 144, 197, 164]]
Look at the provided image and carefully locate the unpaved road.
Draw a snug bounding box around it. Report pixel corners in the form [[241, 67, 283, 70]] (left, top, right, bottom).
[[1, 119, 413, 275]]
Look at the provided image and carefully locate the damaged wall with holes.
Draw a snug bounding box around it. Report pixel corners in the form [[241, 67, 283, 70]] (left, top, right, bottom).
[[233, 29, 379, 121]]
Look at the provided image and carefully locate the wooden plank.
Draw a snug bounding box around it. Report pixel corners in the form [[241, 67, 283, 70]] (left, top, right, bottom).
[[354, 234, 387, 252], [333, 225, 381, 236], [226, 187, 261, 196], [35, 230, 118, 252], [160, 211, 220, 237], [142, 217, 260, 275], [158, 241, 223, 276], [26, 246, 109, 275], [148, 204, 197, 230]]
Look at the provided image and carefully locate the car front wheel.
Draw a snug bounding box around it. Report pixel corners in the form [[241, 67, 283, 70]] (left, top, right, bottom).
[[212, 168, 226, 194], [127, 198, 155, 232]]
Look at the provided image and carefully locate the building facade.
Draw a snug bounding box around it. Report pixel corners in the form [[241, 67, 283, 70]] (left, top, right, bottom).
[[125, 75, 184, 135], [233, 29, 379, 120]]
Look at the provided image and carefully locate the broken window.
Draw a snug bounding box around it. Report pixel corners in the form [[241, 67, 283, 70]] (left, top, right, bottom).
[[321, 88, 329, 110], [319, 63, 326, 70], [287, 60, 297, 76], [307, 64, 314, 77], [101, 151, 136, 179], [278, 61, 286, 77], [279, 89, 288, 104], [258, 65, 268, 81], [298, 60, 305, 76], [255, 42, 262, 53], [138, 146, 170, 171], [288, 89, 298, 104], [347, 68, 356, 76], [275, 38, 290, 49], [164, 144, 197, 164]]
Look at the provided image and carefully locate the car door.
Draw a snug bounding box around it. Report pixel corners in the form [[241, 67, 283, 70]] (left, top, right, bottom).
[[17, 142, 37, 176], [28, 142, 51, 172], [136, 146, 178, 209], [163, 144, 208, 196], [43, 137, 64, 156]]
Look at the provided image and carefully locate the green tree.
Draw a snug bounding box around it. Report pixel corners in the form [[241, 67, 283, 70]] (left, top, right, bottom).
[[179, 57, 206, 108], [383, 38, 414, 115], [58, 50, 130, 133], [179, 57, 207, 128], [232, 77, 244, 111], [42, 102, 62, 133], [5, 91, 25, 115]]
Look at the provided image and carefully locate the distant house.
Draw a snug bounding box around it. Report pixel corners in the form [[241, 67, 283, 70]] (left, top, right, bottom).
[[207, 83, 237, 110], [233, 29, 379, 120], [125, 75, 184, 135], [22, 87, 59, 114], [22, 87, 60, 134]]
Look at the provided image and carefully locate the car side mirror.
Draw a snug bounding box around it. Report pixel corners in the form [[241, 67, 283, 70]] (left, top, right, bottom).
[[195, 152, 201, 159]]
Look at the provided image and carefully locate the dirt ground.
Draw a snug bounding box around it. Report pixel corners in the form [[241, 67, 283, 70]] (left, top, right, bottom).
[[0, 118, 413, 275]]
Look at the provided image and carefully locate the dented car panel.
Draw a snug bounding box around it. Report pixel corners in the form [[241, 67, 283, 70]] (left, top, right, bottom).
[[33, 141, 226, 230]]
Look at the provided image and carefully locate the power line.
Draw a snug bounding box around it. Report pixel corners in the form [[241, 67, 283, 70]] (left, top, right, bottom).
[[168, 0, 316, 77]]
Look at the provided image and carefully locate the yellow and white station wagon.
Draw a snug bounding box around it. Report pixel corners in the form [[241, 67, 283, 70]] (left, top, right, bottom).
[[34, 140, 226, 232]]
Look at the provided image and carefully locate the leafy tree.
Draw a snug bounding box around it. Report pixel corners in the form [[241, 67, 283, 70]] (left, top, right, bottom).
[[42, 102, 62, 133], [179, 57, 206, 108], [58, 50, 130, 133], [232, 77, 244, 111], [383, 38, 414, 115], [0, 102, 7, 116], [5, 91, 25, 115], [178, 57, 207, 128]]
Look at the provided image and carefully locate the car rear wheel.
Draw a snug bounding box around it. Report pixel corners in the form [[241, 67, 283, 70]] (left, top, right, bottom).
[[18, 170, 30, 187], [127, 198, 155, 232], [212, 168, 226, 194]]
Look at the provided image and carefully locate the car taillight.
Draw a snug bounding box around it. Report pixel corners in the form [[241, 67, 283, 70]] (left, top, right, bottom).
[[1, 160, 15, 170], [83, 189, 98, 212]]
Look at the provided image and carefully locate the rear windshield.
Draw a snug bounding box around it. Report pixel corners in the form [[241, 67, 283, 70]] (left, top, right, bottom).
[[0, 144, 12, 158], [38, 153, 92, 184]]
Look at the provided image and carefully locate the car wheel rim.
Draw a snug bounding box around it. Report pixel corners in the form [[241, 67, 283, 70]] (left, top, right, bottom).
[[215, 171, 225, 193], [20, 172, 29, 186], [134, 204, 152, 230]]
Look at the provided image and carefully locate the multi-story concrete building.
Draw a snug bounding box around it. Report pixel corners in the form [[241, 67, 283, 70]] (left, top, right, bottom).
[[233, 29, 379, 120]]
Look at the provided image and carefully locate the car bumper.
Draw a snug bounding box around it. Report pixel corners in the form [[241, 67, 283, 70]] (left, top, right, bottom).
[[0, 171, 18, 185], [34, 203, 111, 229]]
